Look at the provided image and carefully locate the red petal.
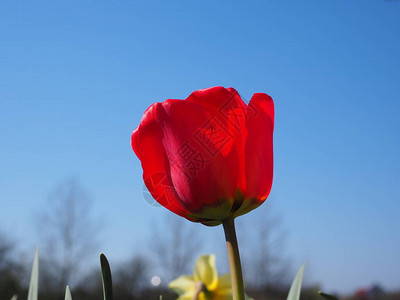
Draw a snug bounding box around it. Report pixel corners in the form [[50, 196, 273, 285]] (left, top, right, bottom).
[[186, 86, 247, 194], [244, 93, 274, 204], [158, 99, 242, 220], [131, 103, 193, 220]]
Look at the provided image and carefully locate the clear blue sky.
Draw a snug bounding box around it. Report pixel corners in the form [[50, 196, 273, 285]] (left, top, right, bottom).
[[1, 0, 399, 295]]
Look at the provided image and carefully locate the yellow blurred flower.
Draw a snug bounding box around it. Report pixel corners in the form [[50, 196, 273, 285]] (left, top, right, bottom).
[[169, 254, 252, 300]]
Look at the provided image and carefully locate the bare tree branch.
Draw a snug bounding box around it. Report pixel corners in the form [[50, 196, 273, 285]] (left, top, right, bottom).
[[36, 177, 99, 290], [148, 214, 202, 282]]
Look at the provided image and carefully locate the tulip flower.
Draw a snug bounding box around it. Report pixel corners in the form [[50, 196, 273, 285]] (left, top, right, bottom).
[[131, 86, 274, 226], [169, 254, 253, 300], [131, 86, 274, 300]]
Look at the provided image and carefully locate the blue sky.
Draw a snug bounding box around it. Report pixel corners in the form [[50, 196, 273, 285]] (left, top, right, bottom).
[[1, 0, 399, 294]]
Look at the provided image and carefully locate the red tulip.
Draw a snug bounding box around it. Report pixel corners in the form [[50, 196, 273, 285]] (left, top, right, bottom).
[[131, 86, 274, 226]]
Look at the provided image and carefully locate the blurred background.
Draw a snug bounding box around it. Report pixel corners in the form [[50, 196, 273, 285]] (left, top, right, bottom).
[[1, 0, 399, 299]]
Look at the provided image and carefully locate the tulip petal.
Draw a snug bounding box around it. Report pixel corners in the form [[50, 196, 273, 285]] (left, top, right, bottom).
[[187, 86, 248, 192], [131, 103, 194, 220], [156, 98, 246, 222], [186, 86, 247, 135], [193, 255, 218, 291], [243, 93, 274, 209]]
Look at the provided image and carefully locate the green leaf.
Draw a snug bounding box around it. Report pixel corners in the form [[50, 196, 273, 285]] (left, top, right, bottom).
[[10, 295, 18, 300], [287, 263, 306, 300], [318, 291, 338, 300], [100, 253, 113, 300], [65, 285, 72, 300], [27, 248, 39, 300]]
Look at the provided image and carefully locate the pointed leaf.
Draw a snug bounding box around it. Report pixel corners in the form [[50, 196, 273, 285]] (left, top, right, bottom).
[[287, 263, 306, 300], [100, 253, 113, 300], [318, 291, 338, 300], [27, 249, 39, 300], [65, 285, 72, 300]]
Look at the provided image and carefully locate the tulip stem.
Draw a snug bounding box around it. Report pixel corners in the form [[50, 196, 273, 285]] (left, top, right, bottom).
[[222, 217, 245, 300]]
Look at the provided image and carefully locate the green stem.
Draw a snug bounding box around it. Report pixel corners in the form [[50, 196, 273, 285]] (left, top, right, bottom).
[[222, 217, 245, 300]]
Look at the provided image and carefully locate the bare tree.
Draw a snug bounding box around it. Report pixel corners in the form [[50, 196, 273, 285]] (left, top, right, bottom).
[[239, 207, 290, 290], [0, 231, 23, 299], [113, 255, 149, 300], [148, 214, 202, 283], [36, 177, 98, 290]]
